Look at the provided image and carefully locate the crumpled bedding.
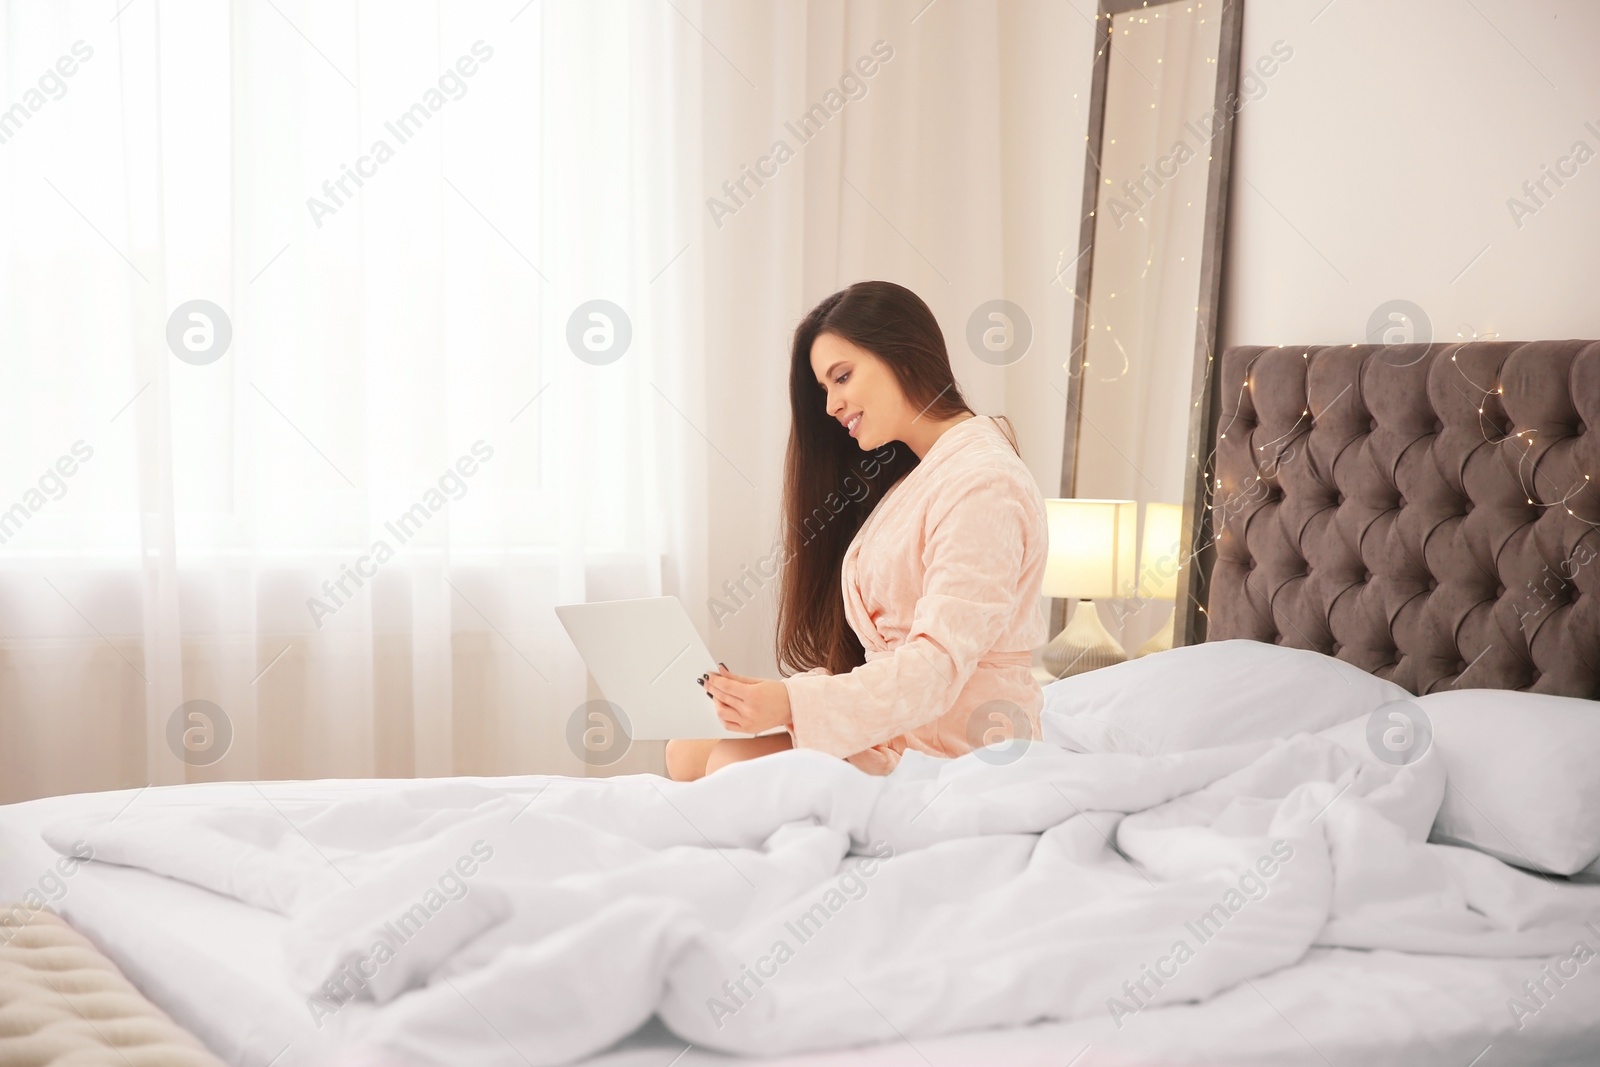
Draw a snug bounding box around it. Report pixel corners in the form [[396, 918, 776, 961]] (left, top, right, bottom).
[[36, 717, 1600, 1067]]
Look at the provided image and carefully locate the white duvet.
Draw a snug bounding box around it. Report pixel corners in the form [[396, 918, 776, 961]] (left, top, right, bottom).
[[38, 718, 1600, 1067]]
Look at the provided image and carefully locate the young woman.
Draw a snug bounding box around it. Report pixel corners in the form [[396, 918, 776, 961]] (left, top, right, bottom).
[[665, 280, 1048, 781]]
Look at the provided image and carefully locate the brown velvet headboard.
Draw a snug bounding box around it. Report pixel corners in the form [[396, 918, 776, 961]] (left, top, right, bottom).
[[1203, 339, 1600, 697]]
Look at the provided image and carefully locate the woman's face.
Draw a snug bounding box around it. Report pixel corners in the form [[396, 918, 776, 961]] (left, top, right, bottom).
[[810, 332, 909, 452]]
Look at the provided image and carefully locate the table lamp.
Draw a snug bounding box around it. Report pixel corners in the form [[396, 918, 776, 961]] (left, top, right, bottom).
[[1040, 498, 1137, 678], [1134, 502, 1184, 657]]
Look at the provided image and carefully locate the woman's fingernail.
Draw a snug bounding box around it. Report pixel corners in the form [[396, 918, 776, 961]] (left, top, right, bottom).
[[705, 691, 713, 699], [719, 662, 727, 670]]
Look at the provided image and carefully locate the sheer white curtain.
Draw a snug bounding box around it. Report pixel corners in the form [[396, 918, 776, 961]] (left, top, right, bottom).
[[1, 0, 1082, 803], [1, 0, 710, 799]]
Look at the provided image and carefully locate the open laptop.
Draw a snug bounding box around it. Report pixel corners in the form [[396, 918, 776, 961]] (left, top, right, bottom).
[[554, 595, 787, 740]]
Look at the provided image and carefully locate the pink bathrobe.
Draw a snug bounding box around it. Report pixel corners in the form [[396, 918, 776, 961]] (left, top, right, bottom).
[[781, 415, 1048, 775]]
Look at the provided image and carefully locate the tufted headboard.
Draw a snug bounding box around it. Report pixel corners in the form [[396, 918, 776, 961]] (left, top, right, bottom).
[[1203, 340, 1600, 697]]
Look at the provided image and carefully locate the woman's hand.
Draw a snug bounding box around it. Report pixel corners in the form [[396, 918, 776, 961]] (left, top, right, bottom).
[[701, 664, 793, 736]]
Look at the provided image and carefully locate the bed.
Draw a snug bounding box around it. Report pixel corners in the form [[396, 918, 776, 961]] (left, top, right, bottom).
[[1, 340, 1597, 1067], [3, 775, 1597, 1067]]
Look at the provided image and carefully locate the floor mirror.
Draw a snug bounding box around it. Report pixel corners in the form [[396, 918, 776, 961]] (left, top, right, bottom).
[[1055, 0, 1245, 656]]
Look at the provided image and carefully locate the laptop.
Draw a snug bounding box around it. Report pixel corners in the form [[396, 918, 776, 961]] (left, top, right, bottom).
[[554, 595, 787, 740]]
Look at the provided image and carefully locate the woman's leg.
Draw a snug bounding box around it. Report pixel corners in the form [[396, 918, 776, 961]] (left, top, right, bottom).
[[704, 732, 794, 775], [664, 738, 719, 782]]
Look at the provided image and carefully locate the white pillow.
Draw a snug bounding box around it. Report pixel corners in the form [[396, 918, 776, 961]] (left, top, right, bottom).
[[1041, 639, 1412, 756], [1417, 688, 1600, 877]]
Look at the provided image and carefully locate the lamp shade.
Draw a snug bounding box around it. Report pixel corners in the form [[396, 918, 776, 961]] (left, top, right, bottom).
[[1137, 502, 1185, 600], [1042, 498, 1137, 600]]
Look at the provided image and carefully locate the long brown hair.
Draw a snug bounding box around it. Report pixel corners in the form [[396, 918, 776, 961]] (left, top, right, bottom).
[[775, 280, 1019, 676]]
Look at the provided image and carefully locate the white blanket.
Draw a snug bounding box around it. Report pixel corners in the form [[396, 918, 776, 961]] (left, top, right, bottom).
[[39, 720, 1600, 1067]]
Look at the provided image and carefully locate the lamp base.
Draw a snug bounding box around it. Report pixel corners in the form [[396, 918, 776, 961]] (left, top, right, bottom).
[[1040, 600, 1127, 679], [1134, 607, 1175, 658]]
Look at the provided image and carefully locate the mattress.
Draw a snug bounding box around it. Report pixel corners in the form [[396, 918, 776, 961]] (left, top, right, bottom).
[[2, 777, 1598, 1067]]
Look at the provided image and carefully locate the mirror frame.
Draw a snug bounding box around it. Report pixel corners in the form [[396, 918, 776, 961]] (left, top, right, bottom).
[[1054, 0, 1246, 649]]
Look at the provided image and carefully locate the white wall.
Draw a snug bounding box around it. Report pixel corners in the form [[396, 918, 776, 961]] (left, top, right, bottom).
[[1223, 0, 1600, 347]]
